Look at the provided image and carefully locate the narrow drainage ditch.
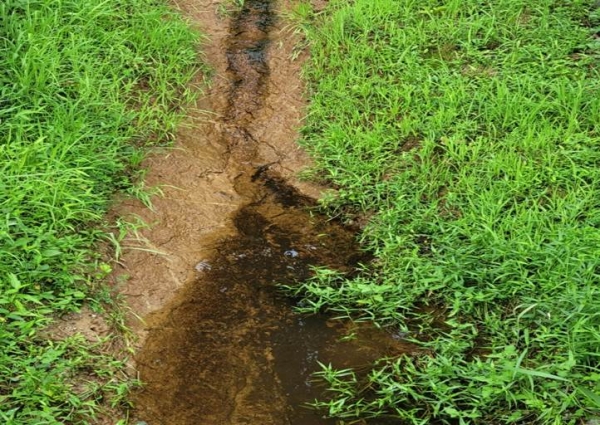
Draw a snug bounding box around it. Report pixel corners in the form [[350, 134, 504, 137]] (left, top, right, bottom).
[[131, 1, 411, 423]]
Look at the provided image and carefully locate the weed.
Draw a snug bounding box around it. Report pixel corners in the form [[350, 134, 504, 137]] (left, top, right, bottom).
[[218, 0, 247, 18], [292, 0, 600, 423], [0, 0, 201, 422]]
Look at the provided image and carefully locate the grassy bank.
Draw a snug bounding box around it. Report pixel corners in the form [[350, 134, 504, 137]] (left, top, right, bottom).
[[292, 0, 600, 423], [0, 0, 200, 422]]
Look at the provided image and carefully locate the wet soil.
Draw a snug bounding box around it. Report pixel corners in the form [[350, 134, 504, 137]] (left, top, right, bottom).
[[103, 0, 413, 424], [132, 172, 409, 424]]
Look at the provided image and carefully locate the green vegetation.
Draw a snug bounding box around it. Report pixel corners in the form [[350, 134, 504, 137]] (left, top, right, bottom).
[[0, 0, 200, 422], [291, 0, 600, 423]]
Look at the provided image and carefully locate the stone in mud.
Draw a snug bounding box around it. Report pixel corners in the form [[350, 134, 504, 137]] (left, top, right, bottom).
[[194, 260, 212, 272]]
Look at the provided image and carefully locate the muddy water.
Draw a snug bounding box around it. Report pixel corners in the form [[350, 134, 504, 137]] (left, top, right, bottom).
[[131, 1, 410, 424], [133, 175, 393, 424]]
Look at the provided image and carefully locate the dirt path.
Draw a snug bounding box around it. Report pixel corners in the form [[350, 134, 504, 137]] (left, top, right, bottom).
[[113, 0, 316, 329], [111, 0, 336, 422], [96, 1, 411, 424]]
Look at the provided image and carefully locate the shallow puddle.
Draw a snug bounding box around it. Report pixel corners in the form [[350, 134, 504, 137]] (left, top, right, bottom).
[[131, 1, 412, 423], [133, 169, 411, 424]]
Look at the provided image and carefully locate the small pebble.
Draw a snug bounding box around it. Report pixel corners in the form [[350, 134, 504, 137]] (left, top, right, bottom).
[[195, 260, 212, 272], [284, 249, 299, 258]]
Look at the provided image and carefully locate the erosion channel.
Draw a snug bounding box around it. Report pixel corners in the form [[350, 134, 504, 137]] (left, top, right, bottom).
[[129, 1, 406, 424]]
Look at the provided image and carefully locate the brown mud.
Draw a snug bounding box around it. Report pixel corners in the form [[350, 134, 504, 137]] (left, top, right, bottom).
[[98, 0, 413, 424]]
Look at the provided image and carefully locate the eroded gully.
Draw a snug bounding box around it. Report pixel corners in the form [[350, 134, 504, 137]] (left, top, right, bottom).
[[114, 1, 411, 424]]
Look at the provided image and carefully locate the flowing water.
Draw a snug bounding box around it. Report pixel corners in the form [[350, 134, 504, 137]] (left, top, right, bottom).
[[131, 1, 412, 423]]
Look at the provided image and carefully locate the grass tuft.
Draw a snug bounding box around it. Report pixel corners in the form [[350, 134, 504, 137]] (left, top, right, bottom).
[[0, 0, 201, 422], [292, 0, 600, 422]]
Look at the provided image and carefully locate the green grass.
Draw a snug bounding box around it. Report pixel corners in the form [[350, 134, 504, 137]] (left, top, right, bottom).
[[0, 0, 201, 422], [289, 0, 600, 423]]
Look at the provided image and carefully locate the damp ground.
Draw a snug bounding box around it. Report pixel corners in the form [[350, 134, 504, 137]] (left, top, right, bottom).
[[106, 0, 413, 424], [132, 170, 411, 424]]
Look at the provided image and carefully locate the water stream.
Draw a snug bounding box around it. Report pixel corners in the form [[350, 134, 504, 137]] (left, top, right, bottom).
[[131, 2, 410, 423]]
